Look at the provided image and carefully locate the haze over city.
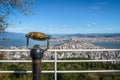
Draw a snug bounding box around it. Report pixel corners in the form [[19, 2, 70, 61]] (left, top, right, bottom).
[[7, 0, 120, 34]]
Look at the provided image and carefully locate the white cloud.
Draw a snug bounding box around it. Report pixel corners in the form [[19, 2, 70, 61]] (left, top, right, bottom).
[[92, 22, 96, 25], [107, 28, 113, 30], [7, 27, 26, 33], [98, 2, 107, 5], [89, 2, 107, 10], [47, 24, 53, 28], [87, 22, 97, 27], [87, 24, 91, 27], [60, 24, 67, 28]]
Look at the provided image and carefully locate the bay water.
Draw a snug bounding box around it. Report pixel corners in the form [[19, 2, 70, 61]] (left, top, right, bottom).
[[0, 38, 60, 48], [93, 42, 120, 49]]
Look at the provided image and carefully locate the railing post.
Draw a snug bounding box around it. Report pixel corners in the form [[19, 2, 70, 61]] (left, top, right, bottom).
[[55, 51, 57, 80], [30, 45, 44, 80]]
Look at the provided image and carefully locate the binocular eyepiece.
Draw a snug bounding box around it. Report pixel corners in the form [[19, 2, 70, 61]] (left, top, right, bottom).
[[26, 32, 50, 41]]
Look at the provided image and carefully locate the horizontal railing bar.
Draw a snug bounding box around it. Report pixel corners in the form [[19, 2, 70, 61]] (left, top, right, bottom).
[[0, 60, 32, 62], [0, 60, 120, 63], [0, 70, 120, 73], [0, 60, 55, 62], [0, 49, 120, 52], [0, 49, 30, 51], [57, 60, 120, 62], [0, 71, 55, 73], [48, 49, 120, 52], [50, 49, 120, 51], [57, 70, 120, 73], [0, 71, 32, 73]]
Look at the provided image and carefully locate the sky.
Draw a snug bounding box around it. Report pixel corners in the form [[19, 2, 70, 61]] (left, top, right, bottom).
[[7, 0, 120, 34]]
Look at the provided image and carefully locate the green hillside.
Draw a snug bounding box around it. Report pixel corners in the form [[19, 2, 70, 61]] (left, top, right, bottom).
[[0, 58, 120, 80]]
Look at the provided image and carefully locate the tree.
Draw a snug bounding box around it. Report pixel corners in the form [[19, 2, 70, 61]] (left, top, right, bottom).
[[0, 0, 34, 32]]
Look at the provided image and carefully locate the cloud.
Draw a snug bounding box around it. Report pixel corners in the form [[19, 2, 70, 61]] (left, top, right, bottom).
[[87, 24, 91, 27], [60, 24, 67, 28], [87, 22, 97, 27], [89, 1, 107, 10], [7, 27, 26, 33], [98, 2, 107, 5], [107, 28, 113, 30], [92, 22, 96, 25], [47, 24, 53, 28]]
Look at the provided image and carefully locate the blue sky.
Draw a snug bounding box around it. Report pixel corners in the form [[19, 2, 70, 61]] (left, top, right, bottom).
[[7, 0, 120, 34]]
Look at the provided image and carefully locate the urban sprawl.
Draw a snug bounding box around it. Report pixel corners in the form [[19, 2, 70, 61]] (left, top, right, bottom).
[[0, 37, 120, 62]]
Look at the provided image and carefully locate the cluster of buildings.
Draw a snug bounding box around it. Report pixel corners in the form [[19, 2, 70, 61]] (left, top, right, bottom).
[[50, 40, 103, 49], [55, 51, 120, 60], [0, 37, 120, 61]]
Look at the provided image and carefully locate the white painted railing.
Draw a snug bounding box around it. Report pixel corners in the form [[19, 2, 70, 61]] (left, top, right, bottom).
[[0, 49, 120, 80]]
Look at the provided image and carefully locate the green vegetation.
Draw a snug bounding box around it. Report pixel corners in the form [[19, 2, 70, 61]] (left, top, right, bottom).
[[0, 58, 120, 80]]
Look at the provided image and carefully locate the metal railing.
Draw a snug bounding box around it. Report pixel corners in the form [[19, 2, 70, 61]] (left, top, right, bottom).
[[0, 49, 120, 80]]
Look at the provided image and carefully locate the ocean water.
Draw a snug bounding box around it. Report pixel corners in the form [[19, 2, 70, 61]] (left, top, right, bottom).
[[0, 38, 60, 48], [93, 42, 120, 49], [0, 37, 120, 49]]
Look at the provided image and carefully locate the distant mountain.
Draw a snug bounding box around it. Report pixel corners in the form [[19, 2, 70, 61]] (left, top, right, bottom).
[[0, 32, 26, 48], [60, 33, 120, 37], [0, 32, 120, 39], [0, 32, 25, 40]]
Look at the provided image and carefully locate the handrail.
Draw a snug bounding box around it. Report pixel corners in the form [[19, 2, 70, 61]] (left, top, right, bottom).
[[0, 49, 120, 80], [0, 49, 120, 52], [0, 60, 120, 62], [0, 70, 120, 74]]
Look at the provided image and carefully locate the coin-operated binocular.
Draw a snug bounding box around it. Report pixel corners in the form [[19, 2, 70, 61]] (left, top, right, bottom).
[[26, 32, 50, 50], [25, 32, 50, 80]]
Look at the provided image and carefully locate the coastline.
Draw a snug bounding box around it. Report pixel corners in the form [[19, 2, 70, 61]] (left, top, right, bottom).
[[0, 38, 120, 61]]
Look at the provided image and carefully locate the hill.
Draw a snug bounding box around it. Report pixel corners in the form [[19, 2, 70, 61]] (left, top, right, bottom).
[[0, 57, 120, 80]]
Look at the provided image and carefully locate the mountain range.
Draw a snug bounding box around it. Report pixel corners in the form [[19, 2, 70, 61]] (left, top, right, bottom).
[[0, 32, 120, 39]]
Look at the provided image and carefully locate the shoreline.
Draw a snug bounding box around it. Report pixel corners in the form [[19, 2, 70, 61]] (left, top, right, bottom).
[[0, 37, 120, 49]]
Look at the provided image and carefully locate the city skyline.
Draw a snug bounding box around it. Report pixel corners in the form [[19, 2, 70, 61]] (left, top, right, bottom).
[[7, 0, 120, 34]]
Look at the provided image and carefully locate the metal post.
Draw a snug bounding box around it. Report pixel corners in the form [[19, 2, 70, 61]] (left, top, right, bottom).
[[55, 51, 57, 80], [32, 58, 41, 80], [30, 45, 44, 80]]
